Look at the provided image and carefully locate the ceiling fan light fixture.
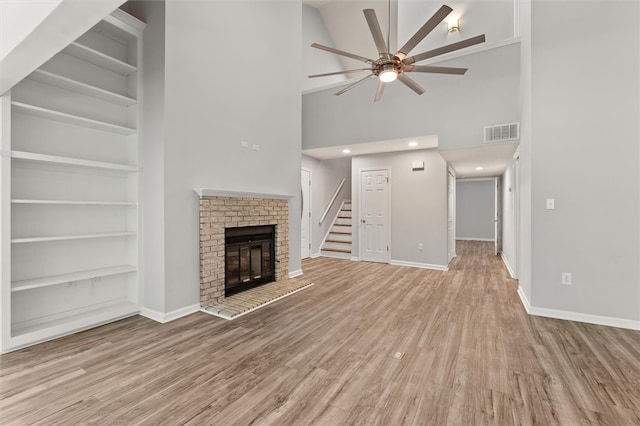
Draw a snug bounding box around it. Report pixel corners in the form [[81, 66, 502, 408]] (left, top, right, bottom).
[[447, 19, 459, 32], [379, 65, 398, 83]]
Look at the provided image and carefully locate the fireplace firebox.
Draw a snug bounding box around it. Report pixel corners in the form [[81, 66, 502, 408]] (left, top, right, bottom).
[[225, 225, 276, 296]]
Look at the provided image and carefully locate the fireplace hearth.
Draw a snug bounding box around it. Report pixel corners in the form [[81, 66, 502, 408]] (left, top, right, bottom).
[[225, 225, 275, 296]]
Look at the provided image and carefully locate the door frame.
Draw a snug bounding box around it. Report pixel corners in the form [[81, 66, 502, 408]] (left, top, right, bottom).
[[358, 167, 391, 263], [301, 167, 312, 259]]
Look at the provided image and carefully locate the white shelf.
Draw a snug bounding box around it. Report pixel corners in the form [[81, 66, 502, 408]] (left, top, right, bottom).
[[12, 265, 137, 292], [11, 300, 140, 339], [11, 150, 137, 172], [29, 69, 137, 107], [12, 199, 136, 206], [12, 232, 136, 244], [63, 42, 137, 76], [12, 102, 136, 135]]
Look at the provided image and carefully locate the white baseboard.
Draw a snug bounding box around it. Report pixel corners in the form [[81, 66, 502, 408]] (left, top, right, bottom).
[[390, 260, 448, 271], [289, 269, 303, 278], [501, 253, 517, 279], [350, 256, 360, 261], [456, 237, 494, 242], [140, 303, 201, 324], [310, 253, 321, 259], [517, 286, 640, 331]]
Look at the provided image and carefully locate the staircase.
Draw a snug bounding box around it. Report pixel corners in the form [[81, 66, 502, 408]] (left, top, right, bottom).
[[321, 201, 352, 258]]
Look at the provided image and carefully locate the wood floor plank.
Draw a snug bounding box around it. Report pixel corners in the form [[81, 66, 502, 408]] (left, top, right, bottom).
[[1, 241, 639, 425]]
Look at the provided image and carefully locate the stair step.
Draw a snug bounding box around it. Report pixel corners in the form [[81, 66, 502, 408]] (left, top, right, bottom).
[[322, 247, 351, 254], [325, 239, 350, 244], [337, 216, 351, 219], [333, 224, 351, 227], [330, 231, 352, 235]]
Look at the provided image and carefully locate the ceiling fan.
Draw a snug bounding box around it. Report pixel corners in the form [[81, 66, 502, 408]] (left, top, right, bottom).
[[308, 4, 486, 102]]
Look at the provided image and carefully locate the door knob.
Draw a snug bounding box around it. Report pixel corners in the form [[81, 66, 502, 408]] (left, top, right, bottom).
[[361, 219, 366, 224]]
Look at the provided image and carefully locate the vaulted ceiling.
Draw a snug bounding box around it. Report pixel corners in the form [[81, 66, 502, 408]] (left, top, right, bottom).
[[302, 0, 520, 178]]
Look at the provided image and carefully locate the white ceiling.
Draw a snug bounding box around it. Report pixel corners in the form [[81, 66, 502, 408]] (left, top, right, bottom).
[[302, 0, 519, 177], [303, 134, 438, 160], [439, 143, 518, 178]]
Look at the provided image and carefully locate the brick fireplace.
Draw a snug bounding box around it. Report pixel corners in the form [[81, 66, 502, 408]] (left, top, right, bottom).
[[197, 190, 290, 308]]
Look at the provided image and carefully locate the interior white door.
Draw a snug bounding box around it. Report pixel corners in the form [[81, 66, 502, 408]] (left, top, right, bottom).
[[301, 169, 311, 259], [360, 169, 390, 263], [447, 171, 456, 262]]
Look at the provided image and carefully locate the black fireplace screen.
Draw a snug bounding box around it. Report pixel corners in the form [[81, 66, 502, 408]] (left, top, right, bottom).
[[225, 225, 275, 296]]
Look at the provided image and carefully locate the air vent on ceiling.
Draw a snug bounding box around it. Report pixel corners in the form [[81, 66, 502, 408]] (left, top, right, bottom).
[[484, 122, 520, 143]]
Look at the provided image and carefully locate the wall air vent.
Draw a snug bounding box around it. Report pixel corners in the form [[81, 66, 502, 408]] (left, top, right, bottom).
[[484, 122, 520, 143]]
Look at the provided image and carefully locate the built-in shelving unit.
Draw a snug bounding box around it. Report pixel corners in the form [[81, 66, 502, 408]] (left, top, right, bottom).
[[11, 150, 137, 172], [11, 102, 136, 135], [0, 9, 145, 353], [63, 42, 137, 76], [28, 70, 137, 107], [12, 265, 137, 292], [12, 199, 136, 206]]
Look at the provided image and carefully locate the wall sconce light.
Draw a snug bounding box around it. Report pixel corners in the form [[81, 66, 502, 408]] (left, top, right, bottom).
[[447, 19, 459, 32]]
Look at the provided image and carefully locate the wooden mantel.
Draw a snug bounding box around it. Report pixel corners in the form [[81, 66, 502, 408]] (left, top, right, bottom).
[[193, 188, 295, 200]]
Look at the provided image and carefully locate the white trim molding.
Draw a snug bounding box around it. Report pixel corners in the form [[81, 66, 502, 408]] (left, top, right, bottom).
[[456, 237, 494, 242], [288, 269, 303, 279], [140, 304, 200, 324], [310, 252, 321, 259], [501, 253, 517, 279], [517, 286, 640, 331], [390, 260, 448, 271]]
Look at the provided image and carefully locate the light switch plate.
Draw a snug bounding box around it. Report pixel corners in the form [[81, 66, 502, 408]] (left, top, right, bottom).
[[546, 198, 555, 209]]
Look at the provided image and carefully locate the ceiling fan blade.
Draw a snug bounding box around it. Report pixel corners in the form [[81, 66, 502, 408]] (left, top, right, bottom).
[[398, 73, 425, 95], [374, 81, 385, 102], [308, 69, 373, 78], [311, 43, 375, 64], [335, 74, 376, 96], [363, 9, 389, 58], [403, 34, 486, 65], [395, 5, 453, 60], [404, 65, 468, 75]]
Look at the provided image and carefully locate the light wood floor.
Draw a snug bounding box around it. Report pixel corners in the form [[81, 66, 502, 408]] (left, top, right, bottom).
[[1, 241, 639, 425]]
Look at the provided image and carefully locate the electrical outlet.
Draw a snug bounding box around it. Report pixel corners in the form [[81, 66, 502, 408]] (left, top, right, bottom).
[[252, 144, 260, 151], [418, 243, 423, 251], [240, 141, 249, 149], [561, 272, 572, 285]]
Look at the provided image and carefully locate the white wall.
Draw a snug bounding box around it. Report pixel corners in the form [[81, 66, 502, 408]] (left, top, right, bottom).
[[302, 5, 346, 92], [521, 1, 640, 326], [162, 1, 302, 312], [352, 149, 448, 268], [0, 0, 61, 60], [501, 157, 517, 277], [456, 179, 495, 241], [301, 155, 351, 256], [0, 0, 125, 95], [302, 43, 520, 152], [128, 0, 167, 313]]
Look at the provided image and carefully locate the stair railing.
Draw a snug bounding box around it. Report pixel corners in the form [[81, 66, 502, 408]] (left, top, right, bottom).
[[319, 177, 346, 225]]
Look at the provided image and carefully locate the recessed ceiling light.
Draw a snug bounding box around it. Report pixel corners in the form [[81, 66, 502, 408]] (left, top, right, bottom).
[[475, 166, 484, 171], [408, 141, 418, 147], [342, 149, 351, 154]]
